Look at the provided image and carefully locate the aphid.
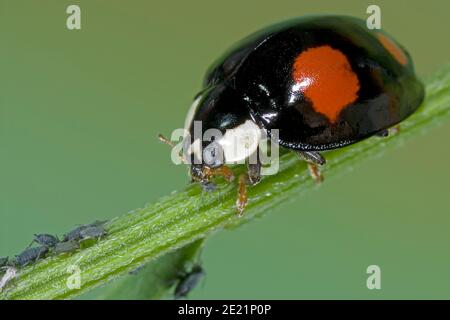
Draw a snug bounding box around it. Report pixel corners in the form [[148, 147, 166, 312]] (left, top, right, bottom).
[[160, 15, 424, 214], [201, 181, 217, 193], [53, 241, 80, 255], [63, 225, 85, 242], [79, 225, 106, 240], [0, 266, 17, 293], [174, 265, 205, 299], [14, 246, 48, 267], [129, 264, 146, 275], [30, 234, 59, 248], [63, 220, 107, 242]]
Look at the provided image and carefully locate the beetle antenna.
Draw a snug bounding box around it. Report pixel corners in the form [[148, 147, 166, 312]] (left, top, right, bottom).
[[158, 133, 176, 148], [157, 133, 188, 164]]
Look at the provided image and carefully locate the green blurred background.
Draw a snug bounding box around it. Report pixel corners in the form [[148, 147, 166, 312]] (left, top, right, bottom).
[[1, 0, 449, 299]]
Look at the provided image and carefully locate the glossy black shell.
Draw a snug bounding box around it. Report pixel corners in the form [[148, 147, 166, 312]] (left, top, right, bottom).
[[197, 15, 424, 151]]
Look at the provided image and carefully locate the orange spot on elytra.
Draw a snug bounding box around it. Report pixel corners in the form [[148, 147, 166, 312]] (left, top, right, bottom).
[[292, 45, 360, 123], [377, 33, 408, 66]]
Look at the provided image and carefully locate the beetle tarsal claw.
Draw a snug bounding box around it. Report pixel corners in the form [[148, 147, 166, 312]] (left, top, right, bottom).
[[307, 163, 324, 184]]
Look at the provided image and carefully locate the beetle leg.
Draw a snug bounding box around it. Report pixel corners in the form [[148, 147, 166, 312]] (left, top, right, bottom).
[[236, 161, 262, 215], [297, 151, 326, 165], [191, 164, 235, 183], [191, 164, 206, 182], [236, 173, 249, 216], [247, 161, 262, 185], [191, 165, 229, 210], [203, 165, 235, 182], [193, 161, 259, 215], [307, 163, 323, 183], [297, 151, 326, 184]]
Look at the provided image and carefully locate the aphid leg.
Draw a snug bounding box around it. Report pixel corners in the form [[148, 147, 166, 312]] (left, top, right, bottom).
[[297, 151, 326, 184], [35, 248, 47, 264], [236, 161, 261, 216], [26, 239, 36, 249], [26, 234, 42, 248], [36, 252, 43, 262], [158, 133, 187, 164]]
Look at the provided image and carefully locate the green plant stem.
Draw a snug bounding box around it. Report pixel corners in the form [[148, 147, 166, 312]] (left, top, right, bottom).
[[94, 239, 205, 300], [2, 64, 449, 300]]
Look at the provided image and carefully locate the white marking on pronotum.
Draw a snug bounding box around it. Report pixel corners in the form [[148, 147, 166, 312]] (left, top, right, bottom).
[[182, 113, 263, 165], [217, 120, 262, 163], [0, 267, 17, 292]]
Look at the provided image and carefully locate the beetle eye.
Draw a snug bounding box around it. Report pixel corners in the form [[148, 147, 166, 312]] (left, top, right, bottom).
[[203, 142, 224, 168]]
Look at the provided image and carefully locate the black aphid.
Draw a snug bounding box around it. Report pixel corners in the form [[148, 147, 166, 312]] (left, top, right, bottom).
[[31, 234, 59, 247], [201, 181, 217, 192], [62, 225, 85, 242], [14, 246, 48, 267], [53, 241, 80, 255], [63, 220, 107, 242], [79, 225, 106, 240], [174, 265, 205, 299], [129, 264, 146, 275]]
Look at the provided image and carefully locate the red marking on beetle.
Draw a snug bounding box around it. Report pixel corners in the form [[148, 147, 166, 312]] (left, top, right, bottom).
[[292, 45, 360, 123], [376, 33, 408, 66]]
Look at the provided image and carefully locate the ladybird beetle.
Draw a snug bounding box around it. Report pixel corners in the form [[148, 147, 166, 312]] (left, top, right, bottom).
[[160, 15, 424, 214]]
